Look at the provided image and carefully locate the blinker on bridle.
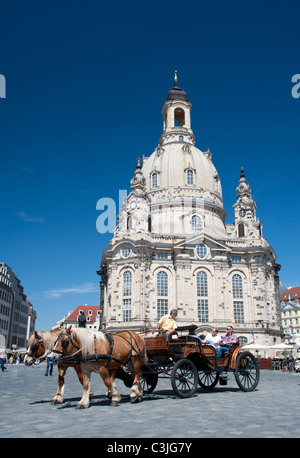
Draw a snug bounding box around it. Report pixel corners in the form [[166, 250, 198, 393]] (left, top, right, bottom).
[[26, 337, 45, 360], [52, 331, 73, 356]]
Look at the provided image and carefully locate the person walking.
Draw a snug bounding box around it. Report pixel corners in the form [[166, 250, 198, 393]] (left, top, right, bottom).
[[45, 351, 53, 376], [0, 351, 7, 372]]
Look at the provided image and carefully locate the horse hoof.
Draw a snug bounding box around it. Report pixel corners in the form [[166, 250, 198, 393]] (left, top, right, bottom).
[[76, 403, 88, 409], [111, 401, 118, 407]]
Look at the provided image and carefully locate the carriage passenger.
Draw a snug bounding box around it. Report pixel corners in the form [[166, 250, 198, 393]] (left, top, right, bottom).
[[202, 328, 221, 349], [216, 325, 238, 357], [157, 309, 178, 336]]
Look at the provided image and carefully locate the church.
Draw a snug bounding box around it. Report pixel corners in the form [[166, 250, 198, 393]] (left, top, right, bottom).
[[97, 73, 282, 346]]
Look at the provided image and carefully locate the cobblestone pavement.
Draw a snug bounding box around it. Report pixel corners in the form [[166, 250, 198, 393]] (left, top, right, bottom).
[[0, 363, 299, 439]]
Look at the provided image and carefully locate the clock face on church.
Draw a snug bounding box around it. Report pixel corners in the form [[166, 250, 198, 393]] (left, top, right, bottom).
[[130, 200, 137, 210], [240, 209, 246, 217]]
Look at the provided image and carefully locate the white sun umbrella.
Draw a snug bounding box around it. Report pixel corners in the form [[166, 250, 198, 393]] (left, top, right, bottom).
[[270, 343, 294, 350]]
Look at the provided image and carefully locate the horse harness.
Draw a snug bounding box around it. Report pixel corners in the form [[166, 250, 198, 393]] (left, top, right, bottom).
[[54, 330, 143, 369]]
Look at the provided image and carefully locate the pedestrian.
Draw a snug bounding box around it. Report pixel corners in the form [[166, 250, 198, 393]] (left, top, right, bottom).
[[0, 351, 7, 372], [216, 325, 238, 357], [45, 351, 53, 376]]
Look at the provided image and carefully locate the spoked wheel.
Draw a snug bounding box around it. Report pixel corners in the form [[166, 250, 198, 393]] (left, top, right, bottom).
[[171, 359, 198, 398], [198, 370, 219, 390], [235, 351, 260, 392], [140, 366, 158, 394]]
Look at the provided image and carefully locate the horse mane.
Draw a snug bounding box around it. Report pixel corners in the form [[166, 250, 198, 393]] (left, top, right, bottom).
[[40, 330, 62, 351], [71, 328, 106, 360], [28, 329, 61, 352]]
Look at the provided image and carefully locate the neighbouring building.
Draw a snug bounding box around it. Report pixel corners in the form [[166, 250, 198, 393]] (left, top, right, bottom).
[[280, 286, 300, 345], [97, 74, 282, 346], [63, 305, 101, 330], [0, 262, 36, 349]]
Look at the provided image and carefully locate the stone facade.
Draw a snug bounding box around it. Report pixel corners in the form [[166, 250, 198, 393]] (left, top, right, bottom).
[[98, 76, 282, 346]]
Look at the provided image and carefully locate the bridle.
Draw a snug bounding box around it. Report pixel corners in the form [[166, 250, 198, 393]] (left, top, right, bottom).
[[26, 337, 45, 362], [52, 329, 81, 360]]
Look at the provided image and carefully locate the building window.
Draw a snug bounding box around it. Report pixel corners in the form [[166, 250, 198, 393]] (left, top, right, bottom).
[[196, 244, 207, 260], [157, 252, 168, 259], [121, 246, 131, 258], [157, 271, 168, 296], [123, 270, 132, 296], [197, 271, 208, 297], [232, 274, 244, 323], [198, 299, 209, 322], [157, 299, 168, 320], [238, 223, 245, 237], [234, 301, 244, 323], [152, 172, 158, 188], [122, 299, 131, 321], [191, 215, 203, 231], [231, 256, 241, 263], [232, 274, 243, 299], [187, 169, 194, 185], [157, 271, 168, 319]]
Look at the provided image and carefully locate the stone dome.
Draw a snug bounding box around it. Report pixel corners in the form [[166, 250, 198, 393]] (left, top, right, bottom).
[[142, 142, 223, 208]]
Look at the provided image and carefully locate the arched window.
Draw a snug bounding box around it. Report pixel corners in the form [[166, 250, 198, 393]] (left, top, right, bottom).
[[174, 108, 185, 126], [197, 271, 208, 297], [157, 271, 168, 319], [123, 270, 132, 296], [238, 223, 245, 237], [197, 271, 208, 322], [157, 271, 168, 296], [187, 169, 194, 185], [232, 274, 244, 323], [152, 172, 158, 188], [232, 274, 243, 298], [191, 215, 203, 231], [127, 216, 132, 230]]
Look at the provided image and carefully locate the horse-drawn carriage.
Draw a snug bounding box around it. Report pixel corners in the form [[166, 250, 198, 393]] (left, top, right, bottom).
[[25, 324, 260, 408], [140, 325, 260, 398]]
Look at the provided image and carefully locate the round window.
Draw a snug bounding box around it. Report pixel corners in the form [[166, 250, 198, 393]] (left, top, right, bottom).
[[196, 244, 208, 260], [121, 246, 131, 259]]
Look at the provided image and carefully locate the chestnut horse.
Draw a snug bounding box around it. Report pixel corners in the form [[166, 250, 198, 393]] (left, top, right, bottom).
[[24, 329, 93, 404], [52, 326, 148, 408]]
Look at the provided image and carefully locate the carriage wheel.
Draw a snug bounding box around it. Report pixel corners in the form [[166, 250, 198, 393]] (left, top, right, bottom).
[[140, 366, 158, 394], [234, 351, 260, 392], [198, 370, 219, 390], [171, 359, 198, 398]]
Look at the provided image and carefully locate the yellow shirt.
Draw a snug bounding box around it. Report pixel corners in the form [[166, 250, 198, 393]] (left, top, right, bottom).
[[159, 315, 177, 331]]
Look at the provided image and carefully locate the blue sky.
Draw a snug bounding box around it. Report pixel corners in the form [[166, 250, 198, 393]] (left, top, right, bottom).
[[0, 0, 299, 331]]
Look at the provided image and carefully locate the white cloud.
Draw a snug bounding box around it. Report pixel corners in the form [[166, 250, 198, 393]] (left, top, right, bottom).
[[18, 212, 46, 224], [45, 282, 99, 298]]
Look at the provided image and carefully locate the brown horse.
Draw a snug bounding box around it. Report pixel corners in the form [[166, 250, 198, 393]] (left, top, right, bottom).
[[52, 326, 148, 408], [24, 329, 93, 404]]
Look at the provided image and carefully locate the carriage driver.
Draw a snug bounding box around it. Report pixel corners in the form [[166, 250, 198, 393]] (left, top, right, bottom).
[[157, 309, 178, 336]]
